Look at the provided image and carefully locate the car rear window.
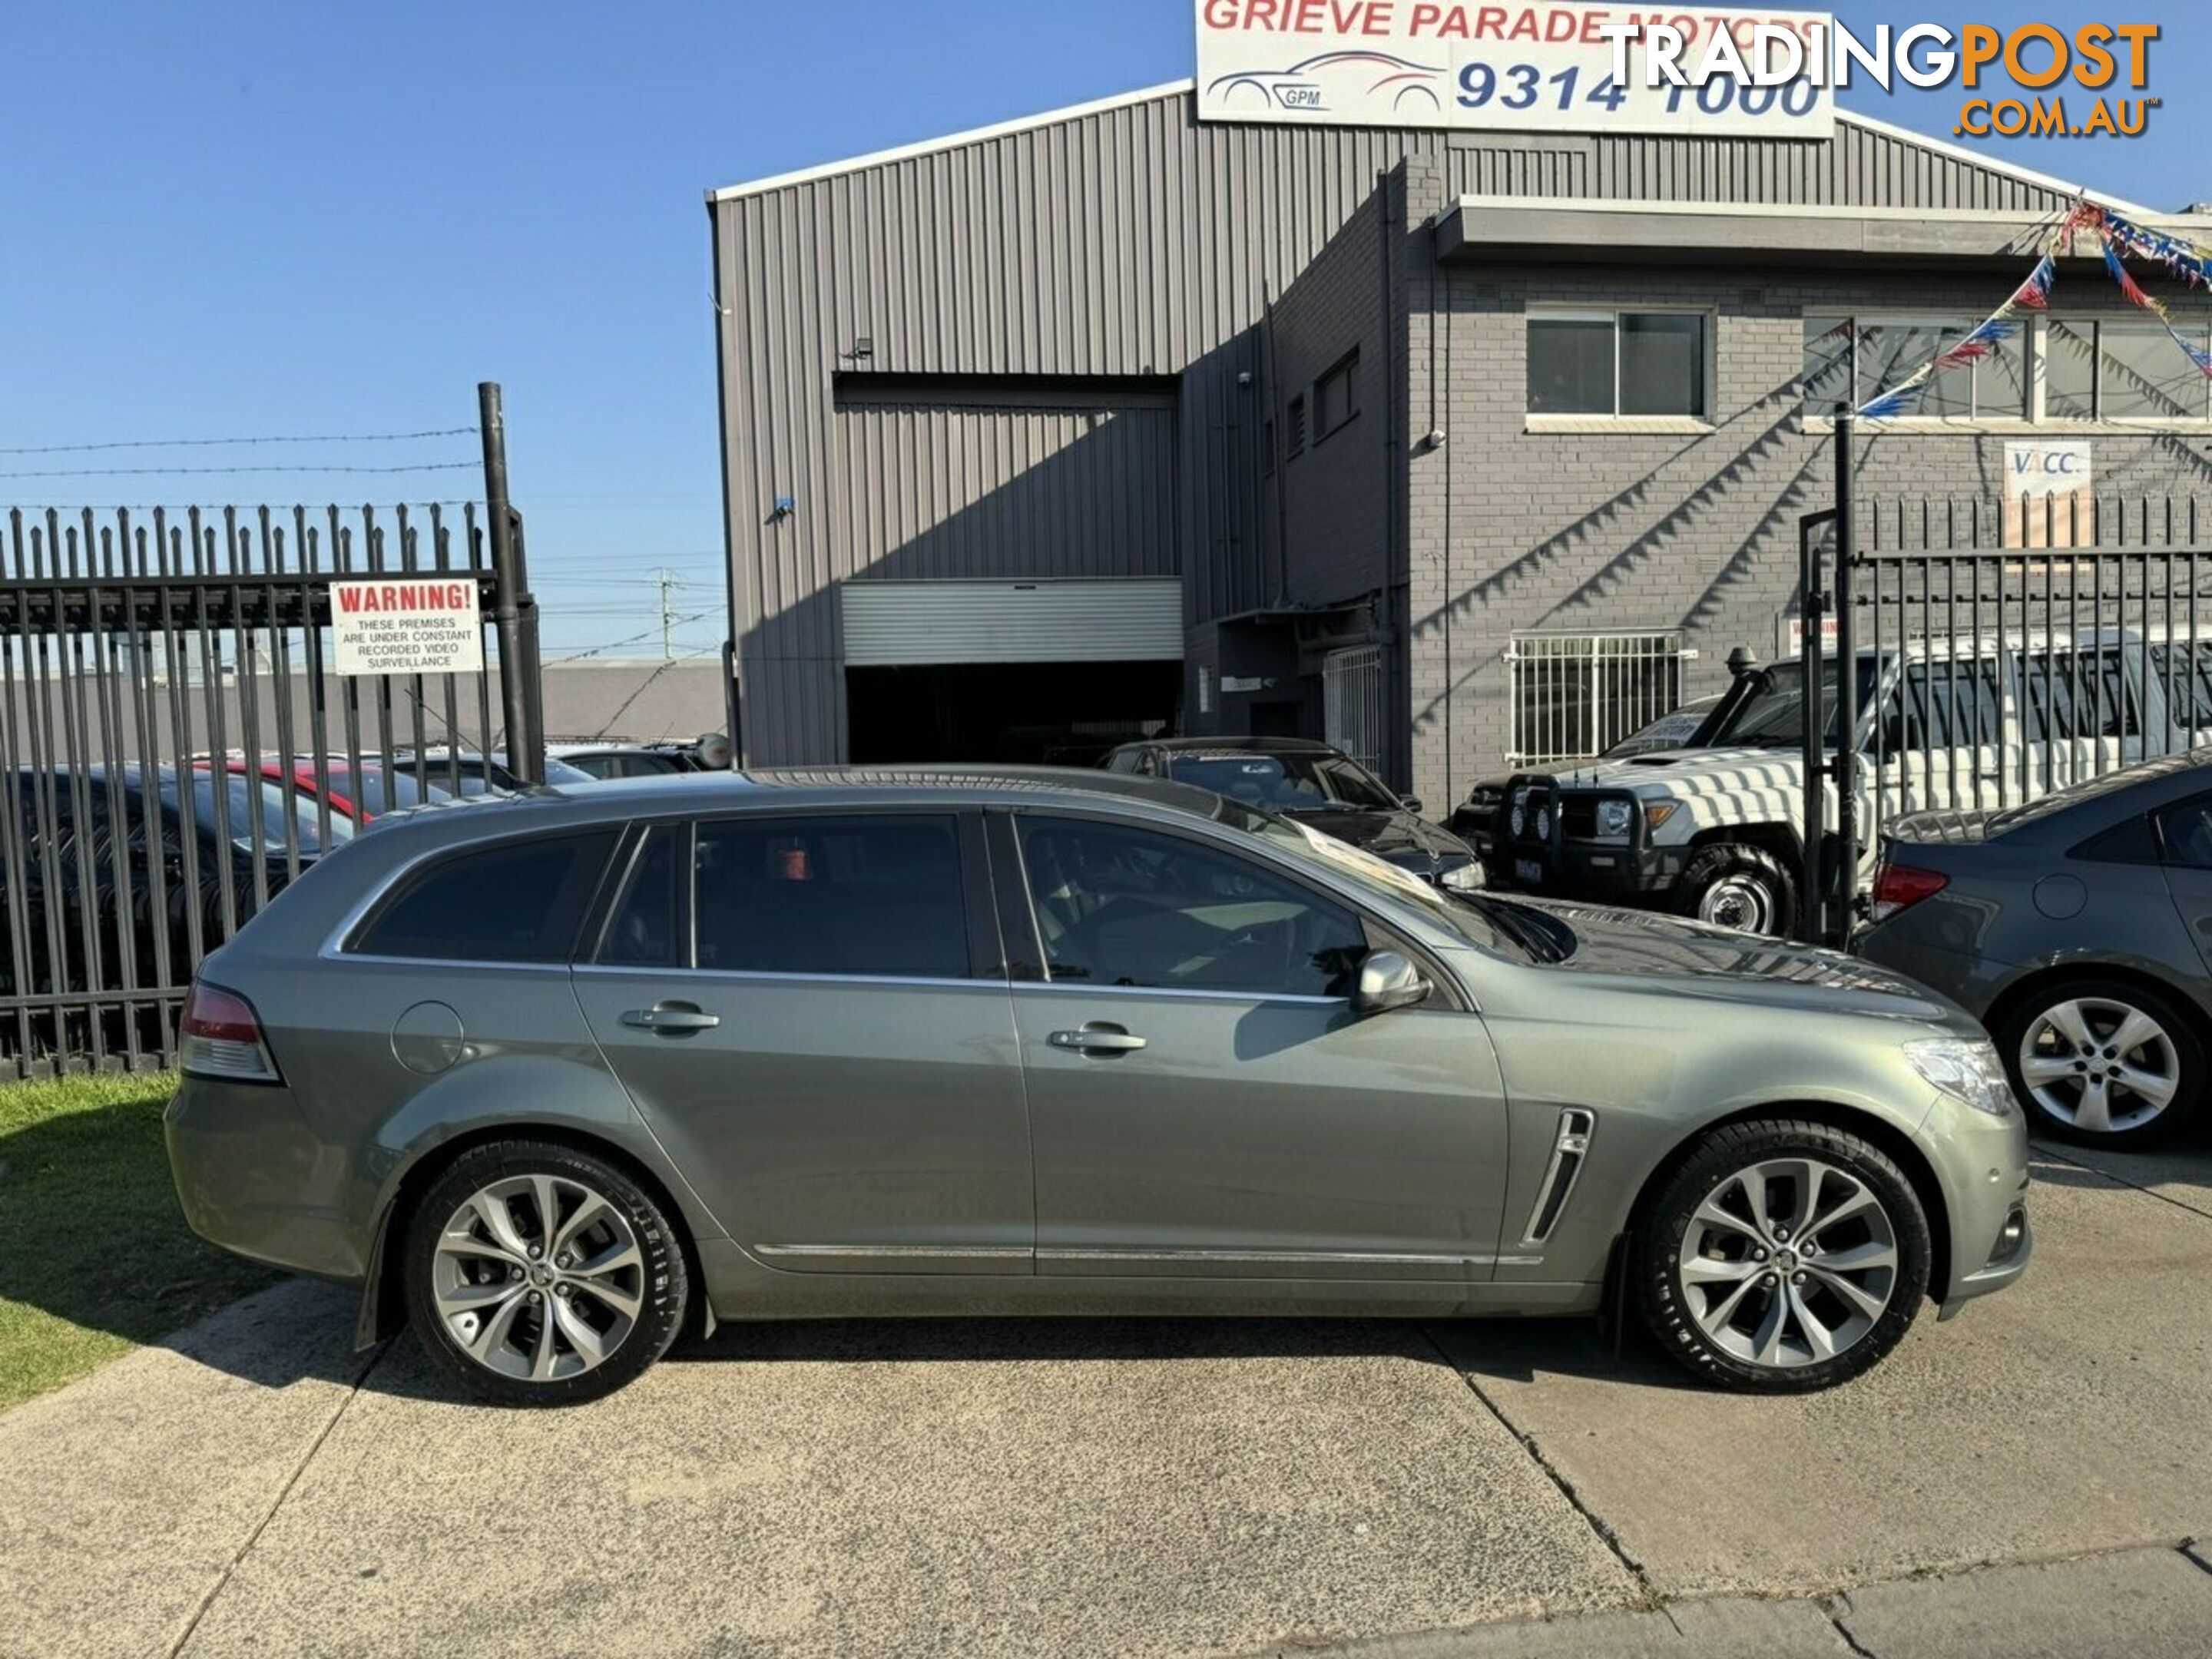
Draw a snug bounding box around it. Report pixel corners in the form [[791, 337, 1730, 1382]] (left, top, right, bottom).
[[352, 830, 618, 962]]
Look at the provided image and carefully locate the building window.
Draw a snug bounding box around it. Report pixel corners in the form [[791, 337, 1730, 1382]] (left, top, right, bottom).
[[1508, 632, 1685, 767], [1528, 310, 1707, 419], [1803, 313, 2031, 422], [1314, 349, 1359, 440], [2046, 318, 2212, 422], [1286, 395, 1307, 456], [1263, 417, 1277, 477]]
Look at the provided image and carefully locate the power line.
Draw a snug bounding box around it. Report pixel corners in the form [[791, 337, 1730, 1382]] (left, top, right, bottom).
[[0, 426, 480, 456], [0, 461, 482, 479], [546, 609, 718, 663]]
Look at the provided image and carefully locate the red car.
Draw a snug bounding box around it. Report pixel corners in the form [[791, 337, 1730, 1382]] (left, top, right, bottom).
[[207, 757, 454, 824]]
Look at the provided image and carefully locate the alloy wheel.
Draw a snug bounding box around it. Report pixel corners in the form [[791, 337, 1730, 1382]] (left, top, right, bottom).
[[2018, 997, 2179, 1136], [430, 1173, 645, 1382], [1677, 1157, 1899, 1369], [1697, 874, 1775, 934]]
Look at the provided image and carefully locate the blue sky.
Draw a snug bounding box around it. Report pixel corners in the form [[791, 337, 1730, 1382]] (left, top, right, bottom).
[[2, 2, 2200, 657]]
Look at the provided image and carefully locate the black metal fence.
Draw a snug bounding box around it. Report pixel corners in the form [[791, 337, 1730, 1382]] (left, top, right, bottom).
[[1, 386, 540, 1076], [1798, 411, 2212, 943]]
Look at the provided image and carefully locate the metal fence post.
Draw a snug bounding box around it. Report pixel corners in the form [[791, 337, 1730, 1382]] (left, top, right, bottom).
[[479, 381, 543, 783], [1797, 507, 1836, 945], [1830, 405, 1859, 948]]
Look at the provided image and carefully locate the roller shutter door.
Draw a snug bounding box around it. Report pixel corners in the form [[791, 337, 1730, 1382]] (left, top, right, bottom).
[[841, 579, 1184, 667]]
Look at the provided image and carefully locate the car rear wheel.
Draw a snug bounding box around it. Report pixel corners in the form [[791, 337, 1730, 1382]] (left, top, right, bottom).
[[1997, 978, 2201, 1147], [1634, 1118, 1930, 1392], [1676, 843, 1798, 938], [402, 1141, 688, 1406]]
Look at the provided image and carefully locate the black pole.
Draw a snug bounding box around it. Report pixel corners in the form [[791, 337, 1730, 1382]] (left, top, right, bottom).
[[480, 382, 542, 783], [1830, 404, 1858, 947], [1797, 508, 1835, 946]]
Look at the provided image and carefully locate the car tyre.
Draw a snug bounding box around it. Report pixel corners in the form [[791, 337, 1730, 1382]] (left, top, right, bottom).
[[1995, 977, 2202, 1147], [1675, 842, 1799, 937], [402, 1140, 689, 1407], [1634, 1118, 1931, 1393]]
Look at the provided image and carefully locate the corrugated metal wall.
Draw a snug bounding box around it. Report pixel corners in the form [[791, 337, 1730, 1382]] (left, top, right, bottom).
[[713, 86, 2081, 763], [834, 386, 1178, 581], [842, 579, 1185, 664]]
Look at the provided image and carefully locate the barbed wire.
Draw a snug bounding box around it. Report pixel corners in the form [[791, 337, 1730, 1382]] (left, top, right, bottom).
[[0, 426, 480, 456], [0, 461, 482, 479]]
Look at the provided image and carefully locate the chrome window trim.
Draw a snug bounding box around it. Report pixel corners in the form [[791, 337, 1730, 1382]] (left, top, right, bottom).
[[1010, 981, 1346, 1008], [571, 963, 1005, 992]]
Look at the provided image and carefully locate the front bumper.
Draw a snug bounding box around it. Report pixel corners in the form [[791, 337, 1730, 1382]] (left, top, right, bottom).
[[1920, 1093, 2035, 1312], [1485, 836, 1687, 901]]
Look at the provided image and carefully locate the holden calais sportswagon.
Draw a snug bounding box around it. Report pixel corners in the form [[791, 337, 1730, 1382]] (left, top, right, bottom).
[[165, 771, 2031, 1405]]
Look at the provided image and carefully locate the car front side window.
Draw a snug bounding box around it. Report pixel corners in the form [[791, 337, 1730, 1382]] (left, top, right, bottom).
[[1013, 816, 1367, 998]]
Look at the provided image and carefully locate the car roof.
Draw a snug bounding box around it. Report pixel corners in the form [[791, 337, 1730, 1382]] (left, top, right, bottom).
[[1134, 736, 1339, 756], [363, 764, 1238, 841]]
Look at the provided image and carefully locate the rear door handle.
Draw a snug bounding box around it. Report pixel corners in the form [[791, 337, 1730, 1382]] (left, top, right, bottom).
[[1048, 1022, 1147, 1055], [621, 1002, 721, 1035]]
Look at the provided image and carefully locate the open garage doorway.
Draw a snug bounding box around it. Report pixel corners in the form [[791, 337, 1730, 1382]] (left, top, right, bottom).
[[846, 661, 1181, 767]]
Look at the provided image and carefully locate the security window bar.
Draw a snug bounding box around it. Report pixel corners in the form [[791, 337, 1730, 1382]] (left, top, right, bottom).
[[1528, 310, 1706, 419], [1322, 645, 1386, 775], [1314, 349, 1359, 441], [1286, 395, 1308, 457], [1508, 632, 1686, 767]]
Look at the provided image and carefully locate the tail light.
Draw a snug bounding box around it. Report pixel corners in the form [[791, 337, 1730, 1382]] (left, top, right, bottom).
[[1869, 862, 1949, 922], [180, 981, 282, 1083]]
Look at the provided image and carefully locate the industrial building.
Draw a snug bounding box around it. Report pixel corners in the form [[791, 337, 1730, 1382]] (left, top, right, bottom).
[[708, 79, 2212, 807]]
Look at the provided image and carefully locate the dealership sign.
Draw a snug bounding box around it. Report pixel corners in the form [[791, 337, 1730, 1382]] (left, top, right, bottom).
[[1196, 2, 1836, 138], [330, 578, 485, 677]]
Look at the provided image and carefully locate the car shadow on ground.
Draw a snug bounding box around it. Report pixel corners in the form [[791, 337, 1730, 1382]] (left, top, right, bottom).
[[2028, 1134, 2212, 1204]]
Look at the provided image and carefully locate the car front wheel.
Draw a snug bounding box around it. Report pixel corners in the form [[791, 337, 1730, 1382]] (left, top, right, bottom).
[[1676, 843, 1798, 938], [1997, 978, 2201, 1147], [402, 1140, 689, 1406], [1634, 1118, 1931, 1392]]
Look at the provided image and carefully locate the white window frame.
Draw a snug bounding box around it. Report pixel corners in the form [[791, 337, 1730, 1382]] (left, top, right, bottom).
[[1803, 310, 2212, 432], [1525, 305, 1715, 434], [1506, 631, 1689, 768]]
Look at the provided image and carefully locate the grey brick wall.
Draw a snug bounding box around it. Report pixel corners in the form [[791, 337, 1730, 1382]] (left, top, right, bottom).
[[1406, 258, 2212, 809]]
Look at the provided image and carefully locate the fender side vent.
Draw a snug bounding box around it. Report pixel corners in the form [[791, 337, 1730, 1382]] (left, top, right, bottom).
[[1523, 1108, 1597, 1245]]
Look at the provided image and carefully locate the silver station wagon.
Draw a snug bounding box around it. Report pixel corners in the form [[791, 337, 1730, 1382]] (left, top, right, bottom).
[[165, 770, 2032, 1404]]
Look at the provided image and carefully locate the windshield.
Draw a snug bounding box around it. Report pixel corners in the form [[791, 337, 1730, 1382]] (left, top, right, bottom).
[[1206, 796, 1547, 962], [1167, 751, 1400, 813], [328, 764, 453, 816], [1710, 659, 1881, 749], [167, 773, 356, 856]]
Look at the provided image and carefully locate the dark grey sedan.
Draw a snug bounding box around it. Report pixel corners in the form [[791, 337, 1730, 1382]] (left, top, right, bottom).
[[1856, 751, 2212, 1147], [166, 769, 2028, 1405]]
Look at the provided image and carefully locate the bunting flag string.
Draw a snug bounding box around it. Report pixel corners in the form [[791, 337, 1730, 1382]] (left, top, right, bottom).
[[2093, 214, 2212, 380], [1856, 200, 2212, 419]]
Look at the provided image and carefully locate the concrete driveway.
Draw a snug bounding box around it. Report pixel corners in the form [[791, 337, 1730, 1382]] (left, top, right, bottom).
[[6, 1139, 2211, 1659]]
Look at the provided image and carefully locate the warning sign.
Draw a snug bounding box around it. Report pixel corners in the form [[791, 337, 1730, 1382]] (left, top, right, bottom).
[[330, 578, 486, 677]]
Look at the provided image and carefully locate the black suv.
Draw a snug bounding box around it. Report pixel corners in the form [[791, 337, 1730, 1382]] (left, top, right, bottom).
[[1099, 736, 1479, 887]]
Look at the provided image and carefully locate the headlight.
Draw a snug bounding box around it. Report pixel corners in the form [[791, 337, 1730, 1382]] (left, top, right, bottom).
[[1906, 1038, 2017, 1118], [1508, 793, 1528, 837], [1440, 861, 1483, 892], [1595, 800, 1634, 838], [1535, 806, 1552, 839]]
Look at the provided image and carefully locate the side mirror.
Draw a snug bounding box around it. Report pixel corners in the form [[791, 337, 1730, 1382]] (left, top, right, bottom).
[[1353, 949, 1431, 1017], [1399, 796, 1425, 815]]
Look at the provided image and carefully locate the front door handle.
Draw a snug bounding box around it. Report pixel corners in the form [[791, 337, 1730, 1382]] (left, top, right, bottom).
[[1048, 1022, 1147, 1055], [621, 1001, 721, 1036]]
